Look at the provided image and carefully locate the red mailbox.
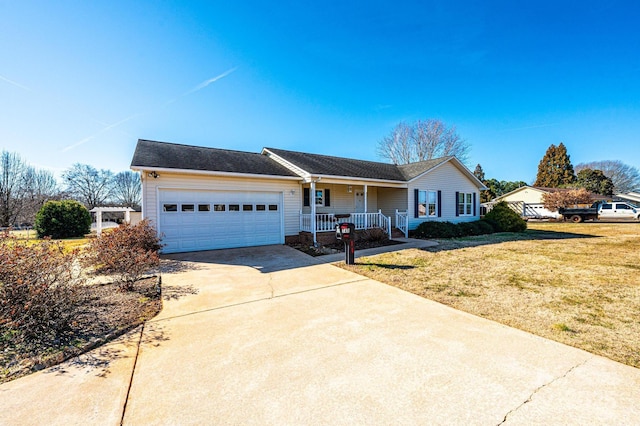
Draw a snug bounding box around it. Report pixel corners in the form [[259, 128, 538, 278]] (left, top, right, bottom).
[[335, 222, 356, 264], [336, 222, 355, 240]]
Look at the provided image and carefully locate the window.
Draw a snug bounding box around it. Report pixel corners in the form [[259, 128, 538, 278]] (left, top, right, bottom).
[[214, 204, 226, 212], [243, 204, 253, 211], [418, 190, 438, 217], [458, 193, 473, 216], [181, 204, 195, 212], [268, 204, 278, 211], [229, 204, 240, 211], [163, 204, 177, 212], [256, 204, 266, 211], [601, 204, 612, 210], [303, 188, 330, 207], [617, 203, 631, 210], [198, 204, 210, 212]]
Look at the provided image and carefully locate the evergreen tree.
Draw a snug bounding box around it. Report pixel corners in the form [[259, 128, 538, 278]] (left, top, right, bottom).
[[473, 164, 485, 181], [534, 142, 576, 187], [576, 169, 614, 196]]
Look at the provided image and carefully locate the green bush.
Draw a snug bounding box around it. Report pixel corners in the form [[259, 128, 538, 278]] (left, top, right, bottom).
[[413, 220, 497, 239], [414, 221, 461, 238], [34, 200, 91, 239], [484, 201, 527, 232], [457, 221, 483, 236], [474, 219, 496, 235]]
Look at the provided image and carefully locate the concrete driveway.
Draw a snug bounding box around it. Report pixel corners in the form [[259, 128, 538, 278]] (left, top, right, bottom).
[[2, 244, 640, 425]]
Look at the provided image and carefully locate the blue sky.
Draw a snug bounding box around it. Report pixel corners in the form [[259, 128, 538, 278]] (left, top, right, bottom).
[[1, 1, 639, 183]]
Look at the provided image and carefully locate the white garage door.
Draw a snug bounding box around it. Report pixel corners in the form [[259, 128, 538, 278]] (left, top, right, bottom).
[[159, 189, 283, 253]]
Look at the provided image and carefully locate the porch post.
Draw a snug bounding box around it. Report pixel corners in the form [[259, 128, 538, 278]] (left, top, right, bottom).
[[311, 180, 317, 244], [96, 210, 103, 236], [364, 184, 368, 229], [125, 209, 131, 224]]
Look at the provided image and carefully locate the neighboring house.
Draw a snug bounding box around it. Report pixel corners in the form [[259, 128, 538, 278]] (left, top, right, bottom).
[[130, 139, 485, 253], [616, 192, 640, 205], [485, 185, 609, 219], [485, 186, 561, 219]]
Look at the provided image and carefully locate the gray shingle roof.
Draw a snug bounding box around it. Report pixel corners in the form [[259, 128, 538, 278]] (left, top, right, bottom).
[[130, 140, 298, 177], [264, 148, 451, 182], [131, 140, 461, 183]]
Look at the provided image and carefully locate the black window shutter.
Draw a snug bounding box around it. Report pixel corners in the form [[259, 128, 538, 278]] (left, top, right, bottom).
[[455, 191, 460, 217], [437, 190, 442, 217], [303, 188, 310, 207], [414, 188, 419, 218], [473, 192, 477, 216], [325, 189, 331, 207]]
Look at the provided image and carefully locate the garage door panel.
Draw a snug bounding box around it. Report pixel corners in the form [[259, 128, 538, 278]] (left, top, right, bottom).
[[159, 189, 283, 253]]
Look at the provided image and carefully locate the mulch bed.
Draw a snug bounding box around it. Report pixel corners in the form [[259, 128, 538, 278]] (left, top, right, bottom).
[[289, 238, 402, 257], [0, 277, 162, 384]]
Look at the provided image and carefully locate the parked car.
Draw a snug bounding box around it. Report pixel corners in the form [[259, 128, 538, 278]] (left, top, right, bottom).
[[559, 202, 640, 223]]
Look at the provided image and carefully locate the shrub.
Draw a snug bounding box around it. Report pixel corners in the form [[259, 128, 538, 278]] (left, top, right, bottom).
[[83, 220, 162, 290], [457, 221, 483, 236], [484, 201, 527, 232], [358, 228, 389, 243], [414, 221, 461, 239], [34, 200, 91, 239], [474, 219, 496, 235], [0, 232, 83, 346]]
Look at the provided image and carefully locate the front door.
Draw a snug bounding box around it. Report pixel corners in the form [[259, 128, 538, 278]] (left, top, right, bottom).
[[355, 191, 365, 213]]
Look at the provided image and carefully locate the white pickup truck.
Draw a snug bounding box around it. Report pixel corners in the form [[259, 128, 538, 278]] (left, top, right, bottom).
[[559, 202, 640, 222]]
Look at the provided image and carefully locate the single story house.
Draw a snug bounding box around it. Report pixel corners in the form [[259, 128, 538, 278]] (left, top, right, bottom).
[[485, 185, 609, 219], [130, 139, 485, 253]]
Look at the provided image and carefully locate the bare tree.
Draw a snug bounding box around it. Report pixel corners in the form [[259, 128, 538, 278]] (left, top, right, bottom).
[[413, 119, 445, 161], [575, 160, 640, 193], [19, 167, 60, 224], [542, 188, 593, 211], [377, 119, 470, 164], [0, 151, 27, 227], [111, 171, 141, 209], [376, 122, 414, 165], [62, 163, 114, 209]]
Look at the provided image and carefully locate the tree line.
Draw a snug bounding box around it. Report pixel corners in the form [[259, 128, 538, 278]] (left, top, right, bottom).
[[0, 150, 141, 227], [474, 143, 639, 202], [376, 119, 639, 202]]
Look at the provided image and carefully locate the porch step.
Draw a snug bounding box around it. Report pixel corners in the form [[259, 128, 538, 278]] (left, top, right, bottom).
[[391, 228, 406, 239]]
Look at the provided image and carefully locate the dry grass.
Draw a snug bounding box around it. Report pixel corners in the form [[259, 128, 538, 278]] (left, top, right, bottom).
[[7, 229, 91, 251], [342, 222, 640, 368]]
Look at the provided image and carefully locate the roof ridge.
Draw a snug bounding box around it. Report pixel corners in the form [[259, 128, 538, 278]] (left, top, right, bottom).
[[265, 147, 396, 167], [139, 139, 265, 156]]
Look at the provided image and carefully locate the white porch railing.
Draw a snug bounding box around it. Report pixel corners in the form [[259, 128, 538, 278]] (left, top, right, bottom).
[[395, 209, 409, 238], [300, 210, 392, 238]]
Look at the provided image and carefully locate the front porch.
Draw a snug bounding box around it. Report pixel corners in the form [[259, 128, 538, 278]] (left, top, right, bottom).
[[299, 209, 409, 242]]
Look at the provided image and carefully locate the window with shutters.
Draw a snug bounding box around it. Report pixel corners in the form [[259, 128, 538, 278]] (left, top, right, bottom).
[[458, 192, 473, 216], [418, 190, 438, 217]]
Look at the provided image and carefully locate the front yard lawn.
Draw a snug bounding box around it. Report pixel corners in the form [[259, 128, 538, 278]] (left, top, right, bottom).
[[341, 222, 640, 368]]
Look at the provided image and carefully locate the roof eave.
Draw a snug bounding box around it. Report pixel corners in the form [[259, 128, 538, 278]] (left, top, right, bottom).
[[130, 165, 302, 181]]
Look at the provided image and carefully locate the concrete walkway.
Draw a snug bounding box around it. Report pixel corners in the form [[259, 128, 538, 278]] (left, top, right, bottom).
[[2, 243, 640, 425]]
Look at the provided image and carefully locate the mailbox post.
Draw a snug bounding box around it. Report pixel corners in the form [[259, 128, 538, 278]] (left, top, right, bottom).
[[335, 222, 355, 265]]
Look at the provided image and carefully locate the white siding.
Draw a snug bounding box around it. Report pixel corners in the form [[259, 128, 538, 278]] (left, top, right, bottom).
[[408, 162, 480, 230], [301, 184, 378, 214], [141, 172, 301, 237], [377, 188, 407, 226], [500, 187, 546, 204]]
